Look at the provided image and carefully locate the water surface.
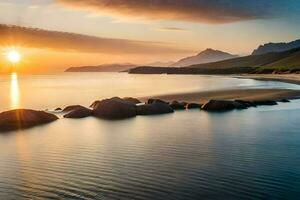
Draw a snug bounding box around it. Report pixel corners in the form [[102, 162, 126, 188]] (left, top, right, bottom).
[[0, 73, 299, 199], [0, 72, 298, 111]]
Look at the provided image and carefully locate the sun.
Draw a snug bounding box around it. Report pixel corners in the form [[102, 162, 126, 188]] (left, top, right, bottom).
[[6, 50, 21, 64]]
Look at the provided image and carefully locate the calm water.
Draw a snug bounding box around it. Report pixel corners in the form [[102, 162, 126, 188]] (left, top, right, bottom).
[[0, 73, 300, 199]]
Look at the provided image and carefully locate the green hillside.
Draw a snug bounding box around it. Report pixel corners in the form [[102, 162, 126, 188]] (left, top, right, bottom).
[[187, 47, 300, 71], [265, 50, 300, 69]]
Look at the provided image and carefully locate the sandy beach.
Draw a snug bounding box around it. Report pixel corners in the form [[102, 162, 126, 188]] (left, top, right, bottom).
[[142, 74, 300, 103], [236, 74, 300, 85], [143, 89, 300, 103]]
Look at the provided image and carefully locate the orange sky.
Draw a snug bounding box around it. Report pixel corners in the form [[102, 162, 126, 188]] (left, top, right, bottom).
[[0, 0, 299, 73]]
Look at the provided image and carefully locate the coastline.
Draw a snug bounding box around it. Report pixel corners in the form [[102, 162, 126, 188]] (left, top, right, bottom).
[[142, 88, 300, 103], [141, 74, 300, 103], [235, 74, 300, 86]]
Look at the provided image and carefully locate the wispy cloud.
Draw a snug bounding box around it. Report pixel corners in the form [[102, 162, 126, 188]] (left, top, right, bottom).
[[157, 27, 188, 32], [0, 24, 190, 55], [56, 0, 279, 24]]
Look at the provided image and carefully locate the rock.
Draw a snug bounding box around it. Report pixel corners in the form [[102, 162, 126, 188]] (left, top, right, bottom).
[[234, 100, 256, 107], [55, 108, 62, 111], [147, 99, 169, 105], [252, 100, 278, 106], [278, 99, 290, 103], [63, 105, 86, 113], [170, 101, 186, 110], [63, 107, 93, 119], [202, 100, 247, 111], [186, 103, 202, 109], [93, 97, 137, 119], [0, 109, 58, 132], [137, 102, 174, 115], [90, 101, 101, 109], [123, 97, 141, 104]]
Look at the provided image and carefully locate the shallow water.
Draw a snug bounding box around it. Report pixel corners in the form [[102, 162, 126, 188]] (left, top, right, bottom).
[[0, 72, 298, 111], [0, 73, 300, 199]]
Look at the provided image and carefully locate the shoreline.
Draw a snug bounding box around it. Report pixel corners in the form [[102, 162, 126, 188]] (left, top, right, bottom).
[[235, 74, 300, 86], [142, 88, 300, 103], [141, 74, 300, 103]]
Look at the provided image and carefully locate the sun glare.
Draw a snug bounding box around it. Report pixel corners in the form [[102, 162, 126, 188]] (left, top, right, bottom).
[[7, 50, 21, 64]]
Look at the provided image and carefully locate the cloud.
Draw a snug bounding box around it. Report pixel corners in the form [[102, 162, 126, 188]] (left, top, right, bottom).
[[157, 27, 188, 32], [0, 24, 190, 55], [56, 0, 278, 24]]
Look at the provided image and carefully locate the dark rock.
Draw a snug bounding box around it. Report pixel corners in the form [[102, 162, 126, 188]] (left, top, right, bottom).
[[123, 97, 141, 104], [186, 103, 202, 109], [170, 101, 186, 110], [252, 100, 278, 106], [234, 100, 257, 107], [55, 108, 62, 111], [278, 99, 290, 103], [137, 102, 174, 115], [202, 100, 247, 111], [147, 99, 169, 105], [63, 105, 86, 113], [0, 109, 58, 132], [93, 97, 137, 119], [90, 101, 101, 109], [64, 107, 93, 119]]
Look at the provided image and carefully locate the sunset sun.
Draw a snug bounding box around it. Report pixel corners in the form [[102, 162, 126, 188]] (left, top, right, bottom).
[[6, 50, 21, 64]]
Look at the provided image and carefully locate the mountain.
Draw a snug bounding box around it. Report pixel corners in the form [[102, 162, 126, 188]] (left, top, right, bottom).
[[65, 63, 137, 72], [128, 47, 300, 74], [145, 61, 174, 67], [188, 47, 300, 71], [171, 48, 238, 67], [252, 39, 300, 55]]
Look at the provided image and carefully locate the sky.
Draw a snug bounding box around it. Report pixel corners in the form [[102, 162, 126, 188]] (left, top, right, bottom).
[[0, 0, 300, 73]]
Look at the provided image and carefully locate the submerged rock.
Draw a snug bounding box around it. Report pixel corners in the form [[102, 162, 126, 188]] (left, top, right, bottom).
[[252, 100, 278, 106], [170, 101, 186, 110], [202, 100, 247, 111], [90, 101, 101, 109], [123, 97, 141, 104], [64, 107, 93, 119], [186, 103, 202, 109], [0, 109, 58, 132], [63, 105, 86, 113], [137, 102, 174, 115], [278, 99, 290, 103], [234, 100, 257, 107], [147, 99, 169, 105], [91, 97, 141, 109], [93, 97, 137, 119]]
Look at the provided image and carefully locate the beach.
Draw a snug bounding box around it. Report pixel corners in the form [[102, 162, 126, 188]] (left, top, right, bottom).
[[143, 88, 300, 103], [237, 74, 300, 85], [140, 74, 300, 103]]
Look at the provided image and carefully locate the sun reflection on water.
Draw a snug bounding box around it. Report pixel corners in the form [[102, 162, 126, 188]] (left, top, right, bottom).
[[10, 72, 20, 109]]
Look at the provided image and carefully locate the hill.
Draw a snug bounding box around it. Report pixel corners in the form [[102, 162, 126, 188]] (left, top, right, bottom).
[[171, 48, 238, 67], [188, 47, 300, 72], [145, 61, 174, 67], [128, 47, 300, 75], [65, 63, 137, 72], [252, 39, 300, 55]]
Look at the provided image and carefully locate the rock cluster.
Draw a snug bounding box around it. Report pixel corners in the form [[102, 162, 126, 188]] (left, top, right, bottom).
[[0, 96, 285, 133], [0, 109, 58, 132]]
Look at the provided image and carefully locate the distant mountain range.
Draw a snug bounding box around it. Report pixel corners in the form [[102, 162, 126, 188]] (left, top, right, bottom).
[[128, 47, 300, 74], [171, 48, 238, 67], [65, 39, 300, 74], [145, 61, 175, 67], [65, 63, 137, 72], [252, 39, 300, 55]]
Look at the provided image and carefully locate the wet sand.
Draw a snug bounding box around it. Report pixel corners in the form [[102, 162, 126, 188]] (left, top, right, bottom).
[[142, 89, 300, 103], [236, 74, 300, 85], [141, 74, 300, 103]]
